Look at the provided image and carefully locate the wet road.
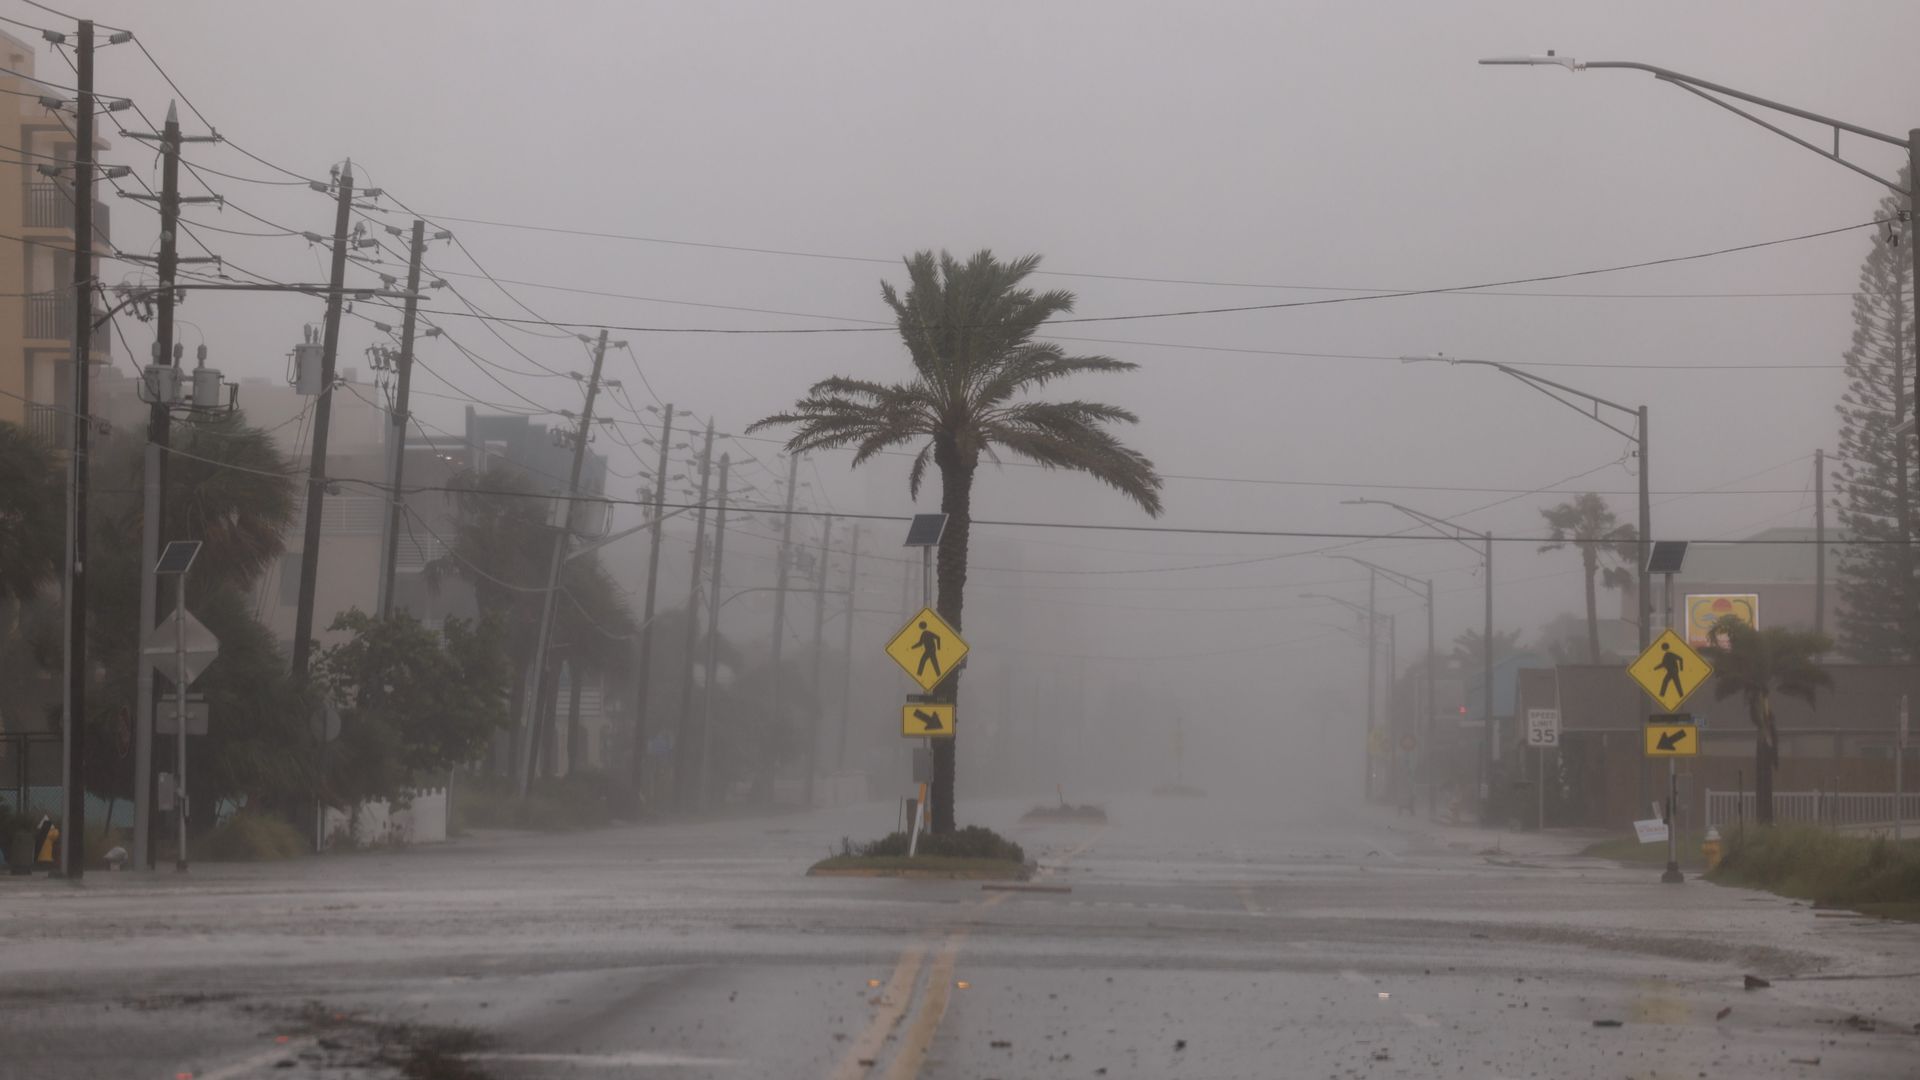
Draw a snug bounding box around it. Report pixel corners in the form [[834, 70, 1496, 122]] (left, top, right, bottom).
[[3, 791, 1917, 1079]]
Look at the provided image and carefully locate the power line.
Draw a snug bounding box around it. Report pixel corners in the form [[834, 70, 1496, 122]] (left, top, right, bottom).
[[382, 220, 1884, 336], [405, 211, 1868, 300]]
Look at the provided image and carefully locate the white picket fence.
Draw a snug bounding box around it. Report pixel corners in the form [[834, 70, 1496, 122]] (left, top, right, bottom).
[[321, 787, 447, 848], [1705, 789, 1920, 833]]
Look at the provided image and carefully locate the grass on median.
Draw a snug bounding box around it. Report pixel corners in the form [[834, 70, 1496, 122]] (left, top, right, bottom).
[[808, 825, 1030, 879], [1580, 831, 1706, 870], [1708, 824, 1920, 918]]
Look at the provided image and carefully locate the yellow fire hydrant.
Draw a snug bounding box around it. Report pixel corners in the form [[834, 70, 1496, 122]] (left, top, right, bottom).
[[1702, 826, 1723, 871]]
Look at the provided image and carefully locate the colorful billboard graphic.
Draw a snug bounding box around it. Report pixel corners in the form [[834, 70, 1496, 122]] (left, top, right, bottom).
[[1685, 593, 1760, 648]]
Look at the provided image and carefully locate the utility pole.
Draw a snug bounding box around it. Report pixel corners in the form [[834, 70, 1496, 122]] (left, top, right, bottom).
[[1483, 530, 1496, 808], [1814, 447, 1826, 642], [628, 403, 674, 797], [123, 101, 218, 870], [289, 160, 356, 682], [695, 454, 730, 812], [1364, 570, 1377, 802], [289, 160, 355, 853], [804, 515, 831, 807], [518, 329, 612, 796], [673, 421, 717, 810], [376, 220, 431, 619], [764, 454, 801, 801], [835, 523, 860, 771], [58, 20, 95, 879]]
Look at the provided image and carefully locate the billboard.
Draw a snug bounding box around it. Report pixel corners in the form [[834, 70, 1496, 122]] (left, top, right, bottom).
[[1685, 593, 1759, 648]]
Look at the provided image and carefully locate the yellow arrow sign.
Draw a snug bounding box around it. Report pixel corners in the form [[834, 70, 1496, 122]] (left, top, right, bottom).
[[1645, 716, 1698, 757], [885, 607, 969, 692], [1627, 628, 1713, 712], [902, 701, 955, 738]]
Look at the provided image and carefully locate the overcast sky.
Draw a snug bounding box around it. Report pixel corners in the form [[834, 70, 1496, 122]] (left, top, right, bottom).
[[47, 0, 1920, 766]]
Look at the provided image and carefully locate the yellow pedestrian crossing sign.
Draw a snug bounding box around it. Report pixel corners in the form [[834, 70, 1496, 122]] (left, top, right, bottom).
[[902, 701, 955, 738], [885, 607, 968, 691], [1627, 629, 1712, 711]]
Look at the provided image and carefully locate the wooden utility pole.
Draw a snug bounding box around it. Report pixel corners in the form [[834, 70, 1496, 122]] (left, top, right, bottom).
[[518, 329, 611, 795], [673, 421, 717, 808], [695, 455, 731, 811], [289, 161, 356, 682], [835, 524, 860, 771], [123, 101, 218, 870], [627, 403, 673, 796], [376, 220, 431, 619], [58, 19, 95, 879]]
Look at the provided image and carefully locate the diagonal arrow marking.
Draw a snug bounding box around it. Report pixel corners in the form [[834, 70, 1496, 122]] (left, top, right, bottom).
[[1656, 728, 1689, 752], [913, 708, 944, 732]]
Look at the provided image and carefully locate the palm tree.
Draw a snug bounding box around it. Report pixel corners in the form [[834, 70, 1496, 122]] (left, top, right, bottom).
[[1450, 627, 1522, 672], [1538, 493, 1638, 664], [1699, 614, 1832, 825], [751, 250, 1164, 832]]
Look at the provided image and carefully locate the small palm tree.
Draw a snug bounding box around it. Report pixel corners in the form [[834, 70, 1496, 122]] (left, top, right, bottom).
[[1538, 493, 1638, 664], [1699, 614, 1832, 825], [752, 250, 1164, 832]]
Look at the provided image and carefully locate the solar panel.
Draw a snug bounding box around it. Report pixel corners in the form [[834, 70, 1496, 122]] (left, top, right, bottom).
[[903, 513, 948, 547], [154, 540, 203, 576], [1645, 540, 1688, 576]]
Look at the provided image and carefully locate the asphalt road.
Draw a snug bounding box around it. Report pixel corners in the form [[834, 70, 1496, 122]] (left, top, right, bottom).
[[2, 789, 1917, 1079]]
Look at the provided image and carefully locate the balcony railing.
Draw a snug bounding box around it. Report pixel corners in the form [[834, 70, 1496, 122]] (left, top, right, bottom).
[[25, 293, 71, 340], [24, 181, 109, 239], [24, 402, 61, 446]]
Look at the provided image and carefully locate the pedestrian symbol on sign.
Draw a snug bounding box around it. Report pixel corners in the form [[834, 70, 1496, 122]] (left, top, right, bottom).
[[913, 621, 942, 678]]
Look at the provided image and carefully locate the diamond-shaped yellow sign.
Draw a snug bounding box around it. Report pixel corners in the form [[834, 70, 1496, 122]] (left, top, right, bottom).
[[1627, 629, 1712, 712], [885, 607, 968, 691]]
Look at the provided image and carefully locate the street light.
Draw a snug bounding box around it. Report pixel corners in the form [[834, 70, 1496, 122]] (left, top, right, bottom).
[[1479, 52, 1920, 645], [1334, 555, 1436, 817], [1401, 351, 1649, 651], [1302, 590, 1390, 800], [1343, 498, 1496, 812]]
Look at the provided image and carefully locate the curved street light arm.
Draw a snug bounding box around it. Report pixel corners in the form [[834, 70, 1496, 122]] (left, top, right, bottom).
[[1331, 554, 1427, 601], [1480, 55, 1909, 194]]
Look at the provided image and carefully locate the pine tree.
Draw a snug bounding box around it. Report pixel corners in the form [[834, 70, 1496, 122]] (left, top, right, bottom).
[[1833, 165, 1915, 663]]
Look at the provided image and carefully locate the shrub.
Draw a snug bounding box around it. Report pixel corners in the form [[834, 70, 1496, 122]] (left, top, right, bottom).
[[203, 811, 307, 861], [853, 825, 1025, 863], [1711, 824, 1920, 904]]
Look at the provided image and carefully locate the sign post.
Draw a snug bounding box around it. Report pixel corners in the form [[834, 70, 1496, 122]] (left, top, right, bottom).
[[1628, 628, 1710, 885], [899, 514, 950, 856], [1899, 695, 1908, 844], [146, 541, 211, 873], [1525, 707, 1560, 831]]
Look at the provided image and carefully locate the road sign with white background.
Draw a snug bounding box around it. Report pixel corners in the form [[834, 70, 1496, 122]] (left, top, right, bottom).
[[1526, 708, 1560, 748], [884, 607, 969, 692]]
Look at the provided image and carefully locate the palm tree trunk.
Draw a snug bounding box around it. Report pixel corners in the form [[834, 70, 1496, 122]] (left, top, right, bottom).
[[1754, 694, 1776, 825], [931, 447, 976, 835], [1582, 546, 1600, 665]]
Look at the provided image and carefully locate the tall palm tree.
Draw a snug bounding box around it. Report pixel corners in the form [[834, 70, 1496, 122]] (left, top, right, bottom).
[[1699, 614, 1832, 825], [752, 250, 1164, 832], [1538, 493, 1638, 664]]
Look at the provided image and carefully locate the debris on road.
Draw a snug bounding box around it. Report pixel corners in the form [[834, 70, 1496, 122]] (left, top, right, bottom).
[[1593, 1019, 1623, 1028], [1744, 974, 1773, 990], [1715, 1006, 1732, 1021]]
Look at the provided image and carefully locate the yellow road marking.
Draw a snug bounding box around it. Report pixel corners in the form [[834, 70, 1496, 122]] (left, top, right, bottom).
[[884, 939, 960, 1080], [828, 946, 927, 1080], [831, 829, 1096, 1079]]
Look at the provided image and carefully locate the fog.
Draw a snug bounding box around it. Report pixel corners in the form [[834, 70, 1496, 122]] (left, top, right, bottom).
[[65, 0, 1920, 808]]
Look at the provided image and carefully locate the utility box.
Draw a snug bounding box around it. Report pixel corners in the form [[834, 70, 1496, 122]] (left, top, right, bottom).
[[142, 363, 183, 405], [191, 366, 224, 409], [292, 343, 325, 395]]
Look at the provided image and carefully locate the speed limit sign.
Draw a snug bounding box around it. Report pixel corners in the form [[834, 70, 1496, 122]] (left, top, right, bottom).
[[1526, 708, 1561, 749]]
